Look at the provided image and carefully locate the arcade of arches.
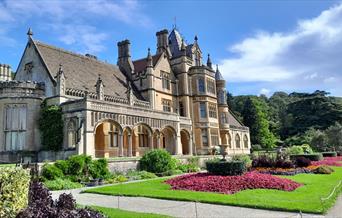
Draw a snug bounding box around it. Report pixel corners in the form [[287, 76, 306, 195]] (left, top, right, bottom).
[[94, 120, 192, 158]]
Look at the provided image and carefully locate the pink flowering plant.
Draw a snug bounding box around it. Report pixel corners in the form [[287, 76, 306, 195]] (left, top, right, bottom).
[[165, 172, 302, 194], [311, 156, 342, 167]]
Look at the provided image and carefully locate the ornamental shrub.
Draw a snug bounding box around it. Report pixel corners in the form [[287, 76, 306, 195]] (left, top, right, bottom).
[[294, 157, 311, 167], [206, 160, 246, 176], [54, 160, 69, 175], [275, 158, 294, 168], [126, 170, 157, 180], [313, 165, 334, 174], [286, 146, 304, 155], [290, 153, 323, 161], [301, 144, 313, 154], [252, 155, 275, 168], [43, 178, 83, 191], [0, 167, 30, 218], [41, 164, 64, 180], [89, 158, 110, 179], [321, 152, 337, 157], [67, 154, 92, 176], [139, 149, 176, 174], [232, 154, 252, 168]]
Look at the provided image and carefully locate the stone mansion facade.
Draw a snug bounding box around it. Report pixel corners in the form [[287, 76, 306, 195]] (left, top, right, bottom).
[[0, 28, 250, 163]]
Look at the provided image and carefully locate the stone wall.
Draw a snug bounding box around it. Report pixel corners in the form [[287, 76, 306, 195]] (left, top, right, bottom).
[[0, 64, 12, 81]]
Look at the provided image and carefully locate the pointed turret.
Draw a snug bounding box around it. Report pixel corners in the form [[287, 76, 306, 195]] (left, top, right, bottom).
[[207, 54, 212, 69], [215, 65, 224, 81]]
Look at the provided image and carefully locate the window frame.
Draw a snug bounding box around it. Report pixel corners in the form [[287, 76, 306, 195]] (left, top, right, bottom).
[[199, 102, 207, 118]]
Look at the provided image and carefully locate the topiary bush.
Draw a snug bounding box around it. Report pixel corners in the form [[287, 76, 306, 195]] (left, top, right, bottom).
[[0, 167, 30, 218], [290, 153, 323, 161], [139, 149, 176, 174], [321, 152, 337, 157], [313, 165, 334, 174], [41, 164, 64, 180], [206, 160, 246, 176], [286, 146, 304, 155], [294, 157, 311, 167], [232, 154, 252, 168]]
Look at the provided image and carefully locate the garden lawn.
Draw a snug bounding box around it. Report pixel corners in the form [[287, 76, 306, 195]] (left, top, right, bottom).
[[85, 167, 342, 214], [91, 206, 171, 218]]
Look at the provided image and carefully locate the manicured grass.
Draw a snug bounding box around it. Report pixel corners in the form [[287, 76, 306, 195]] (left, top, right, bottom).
[[85, 167, 342, 214], [91, 206, 171, 218], [0, 164, 16, 167]]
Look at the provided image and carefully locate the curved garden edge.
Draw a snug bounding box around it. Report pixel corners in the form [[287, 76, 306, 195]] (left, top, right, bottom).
[[84, 167, 342, 215]]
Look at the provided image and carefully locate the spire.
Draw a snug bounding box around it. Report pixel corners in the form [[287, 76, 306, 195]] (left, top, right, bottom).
[[194, 35, 198, 42], [27, 27, 33, 38], [215, 64, 224, 80], [147, 48, 153, 67], [207, 54, 212, 69]]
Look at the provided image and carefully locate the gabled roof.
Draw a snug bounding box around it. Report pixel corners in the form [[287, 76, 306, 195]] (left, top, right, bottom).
[[132, 53, 162, 73], [33, 40, 143, 99], [228, 110, 244, 127]]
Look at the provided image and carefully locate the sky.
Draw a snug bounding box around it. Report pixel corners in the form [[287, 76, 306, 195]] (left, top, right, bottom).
[[0, 0, 341, 97]]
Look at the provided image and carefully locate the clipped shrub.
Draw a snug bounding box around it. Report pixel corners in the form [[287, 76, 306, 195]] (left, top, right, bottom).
[[206, 160, 246, 176], [0, 167, 30, 218], [252, 155, 275, 168], [43, 178, 83, 191], [139, 149, 176, 174], [313, 165, 334, 174], [41, 164, 64, 180], [294, 157, 311, 168], [89, 158, 110, 179], [286, 146, 304, 155], [67, 154, 92, 176], [290, 153, 323, 161], [321, 152, 337, 157], [232, 154, 252, 168], [301, 144, 313, 154], [54, 160, 69, 175]]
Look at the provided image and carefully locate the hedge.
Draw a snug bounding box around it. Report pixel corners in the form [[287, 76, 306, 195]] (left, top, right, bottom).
[[0, 167, 30, 218], [206, 160, 246, 176], [321, 152, 337, 157], [290, 153, 323, 161]]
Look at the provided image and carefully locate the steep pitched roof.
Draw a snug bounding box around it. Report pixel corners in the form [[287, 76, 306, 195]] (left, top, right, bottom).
[[227, 110, 244, 127], [169, 29, 186, 57], [33, 40, 143, 99], [132, 53, 162, 73]]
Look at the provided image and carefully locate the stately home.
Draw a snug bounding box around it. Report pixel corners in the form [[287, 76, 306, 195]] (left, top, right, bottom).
[[0, 28, 250, 163]]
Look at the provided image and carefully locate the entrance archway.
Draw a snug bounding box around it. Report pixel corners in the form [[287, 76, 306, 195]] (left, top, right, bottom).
[[94, 120, 122, 158], [161, 126, 176, 154], [132, 123, 152, 156], [181, 130, 190, 155]]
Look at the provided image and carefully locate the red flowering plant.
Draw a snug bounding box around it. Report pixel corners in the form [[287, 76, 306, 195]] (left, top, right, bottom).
[[311, 156, 342, 167], [165, 172, 302, 194]]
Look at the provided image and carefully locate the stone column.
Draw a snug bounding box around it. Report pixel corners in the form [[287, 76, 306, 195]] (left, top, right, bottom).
[[207, 128, 212, 148], [148, 134, 153, 149], [188, 136, 193, 155], [128, 133, 133, 157], [157, 135, 161, 149], [119, 133, 124, 157]]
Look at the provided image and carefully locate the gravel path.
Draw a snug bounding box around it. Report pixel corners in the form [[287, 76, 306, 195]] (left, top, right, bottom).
[[51, 185, 340, 218]]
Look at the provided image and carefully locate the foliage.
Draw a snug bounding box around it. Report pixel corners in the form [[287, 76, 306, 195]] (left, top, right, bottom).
[[0, 167, 30, 218], [165, 172, 302, 194], [67, 154, 92, 177], [321, 152, 337, 157], [325, 122, 342, 152], [176, 157, 200, 173], [41, 164, 64, 180], [89, 159, 110, 179], [232, 154, 252, 168], [139, 149, 176, 174], [38, 101, 63, 151], [126, 170, 157, 180], [251, 144, 263, 152], [254, 167, 314, 176], [312, 156, 342, 166], [91, 206, 171, 218], [43, 178, 83, 191], [286, 146, 304, 155], [162, 169, 183, 176], [313, 165, 335, 174], [206, 160, 246, 176], [241, 97, 276, 149], [54, 160, 69, 175], [17, 181, 104, 218], [290, 153, 323, 161], [252, 154, 295, 169], [86, 167, 342, 214], [310, 130, 327, 151], [294, 157, 311, 168]]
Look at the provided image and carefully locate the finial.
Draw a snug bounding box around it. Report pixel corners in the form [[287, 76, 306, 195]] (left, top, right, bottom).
[[181, 39, 186, 50], [27, 27, 33, 37], [147, 48, 153, 67], [194, 35, 198, 42], [58, 64, 63, 73], [207, 54, 212, 69], [216, 64, 219, 72]]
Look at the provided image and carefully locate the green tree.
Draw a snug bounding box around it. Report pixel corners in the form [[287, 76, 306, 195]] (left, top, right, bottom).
[[310, 130, 327, 152], [241, 97, 276, 150], [325, 122, 342, 152]]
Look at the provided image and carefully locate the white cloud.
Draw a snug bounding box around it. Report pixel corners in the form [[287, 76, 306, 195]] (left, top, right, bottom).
[[219, 3, 342, 96], [259, 88, 271, 96]]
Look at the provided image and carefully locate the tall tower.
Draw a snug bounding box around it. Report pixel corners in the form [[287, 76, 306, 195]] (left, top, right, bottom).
[[215, 65, 230, 132], [146, 48, 155, 109]]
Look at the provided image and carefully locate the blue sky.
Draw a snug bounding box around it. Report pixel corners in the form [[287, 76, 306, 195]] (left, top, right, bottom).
[[0, 0, 341, 96]]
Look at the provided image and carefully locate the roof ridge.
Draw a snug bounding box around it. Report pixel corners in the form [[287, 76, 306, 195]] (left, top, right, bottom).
[[34, 40, 118, 69]]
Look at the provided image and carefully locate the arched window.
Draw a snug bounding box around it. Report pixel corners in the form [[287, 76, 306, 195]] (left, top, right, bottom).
[[227, 133, 232, 148], [108, 124, 119, 147], [243, 135, 249, 148], [137, 125, 149, 147], [67, 121, 77, 148], [235, 134, 241, 148]]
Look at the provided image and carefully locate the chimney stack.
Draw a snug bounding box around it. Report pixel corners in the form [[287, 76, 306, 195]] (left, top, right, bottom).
[[0, 64, 12, 81], [117, 40, 134, 80], [156, 29, 170, 55]]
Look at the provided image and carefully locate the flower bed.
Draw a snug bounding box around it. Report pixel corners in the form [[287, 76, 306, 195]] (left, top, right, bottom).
[[253, 166, 318, 175], [165, 172, 302, 194], [312, 156, 342, 167]]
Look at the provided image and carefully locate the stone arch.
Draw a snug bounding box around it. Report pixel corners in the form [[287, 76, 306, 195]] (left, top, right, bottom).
[[243, 134, 249, 149], [123, 127, 132, 156], [227, 132, 232, 148], [161, 126, 177, 155], [180, 129, 191, 155], [153, 129, 161, 149], [94, 119, 123, 158], [235, 133, 241, 149], [132, 123, 153, 156]]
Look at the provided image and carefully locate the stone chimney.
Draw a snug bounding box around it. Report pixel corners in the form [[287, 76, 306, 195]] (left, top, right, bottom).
[[117, 39, 134, 80], [0, 64, 12, 81], [156, 29, 171, 56]]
